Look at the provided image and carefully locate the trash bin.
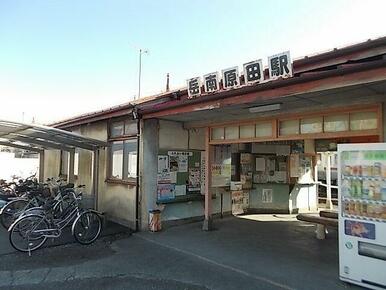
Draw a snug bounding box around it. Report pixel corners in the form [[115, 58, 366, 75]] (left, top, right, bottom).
[[149, 209, 161, 232]]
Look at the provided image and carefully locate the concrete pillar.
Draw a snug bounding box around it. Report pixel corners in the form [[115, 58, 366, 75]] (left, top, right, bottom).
[[92, 149, 99, 210], [38, 151, 45, 182], [68, 149, 75, 183], [140, 119, 159, 231]]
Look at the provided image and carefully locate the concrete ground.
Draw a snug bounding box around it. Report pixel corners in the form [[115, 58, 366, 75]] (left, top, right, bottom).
[[0, 215, 363, 290]]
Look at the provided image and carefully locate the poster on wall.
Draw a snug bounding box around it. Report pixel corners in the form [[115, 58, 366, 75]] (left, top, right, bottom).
[[178, 156, 188, 173], [157, 172, 171, 184], [157, 184, 175, 201], [169, 156, 179, 172], [188, 168, 201, 192], [290, 154, 300, 177], [232, 191, 245, 215], [158, 155, 169, 173], [175, 185, 186, 196], [262, 189, 273, 203], [200, 152, 206, 194]]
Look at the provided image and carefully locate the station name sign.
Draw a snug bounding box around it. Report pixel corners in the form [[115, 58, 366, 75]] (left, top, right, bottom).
[[186, 51, 292, 99]]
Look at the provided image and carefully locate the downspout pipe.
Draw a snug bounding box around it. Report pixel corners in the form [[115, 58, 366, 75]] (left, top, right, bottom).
[[135, 109, 140, 232]]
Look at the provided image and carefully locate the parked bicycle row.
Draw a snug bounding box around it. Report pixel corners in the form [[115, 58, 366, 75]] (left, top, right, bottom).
[[0, 176, 102, 255]]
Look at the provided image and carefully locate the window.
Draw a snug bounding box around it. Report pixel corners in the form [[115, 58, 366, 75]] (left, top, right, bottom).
[[211, 127, 224, 140], [225, 126, 239, 139], [279, 120, 299, 136], [240, 125, 255, 138], [301, 117, 323, 134], [256, 122, 273, 138], [324, 114, 349, 132], [109, 119, 138, 181], [350, 112, 377, 131], [60, 149, 79, 177]]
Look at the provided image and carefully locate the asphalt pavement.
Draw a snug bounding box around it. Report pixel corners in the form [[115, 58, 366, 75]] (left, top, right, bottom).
[[0, 215, 364, 290]]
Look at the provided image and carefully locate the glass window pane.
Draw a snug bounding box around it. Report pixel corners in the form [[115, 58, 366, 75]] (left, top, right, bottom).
[[324, 114, 349, 132], [240, 125, 255, 138], [111, 121, 124, 137], [350, 112, 377, 131], [124, 140, 137, 178], [211, 127, 224, 140], [279, 120, 299, 136], [301, 117, 323, 134], [111, 141, 123, 179], [225, 126, 239, 139], [256, 122, 273, 137], [124, 120, 137, 135]]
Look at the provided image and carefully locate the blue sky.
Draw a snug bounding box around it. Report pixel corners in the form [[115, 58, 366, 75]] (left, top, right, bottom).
[[0, 0, 385, 123]]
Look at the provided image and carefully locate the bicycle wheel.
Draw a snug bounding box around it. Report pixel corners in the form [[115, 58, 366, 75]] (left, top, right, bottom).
[[9, 214, 49, 252], [0, 199, 29, 229], [72, 211, 102, 245]]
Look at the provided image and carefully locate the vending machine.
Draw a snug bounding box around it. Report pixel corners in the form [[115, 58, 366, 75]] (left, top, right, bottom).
[[338, 143, 386, 289]]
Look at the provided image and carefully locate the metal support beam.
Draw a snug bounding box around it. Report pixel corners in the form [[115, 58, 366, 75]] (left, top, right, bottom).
[[0, 141, 42, 153], [203, 127, 213, 231], [38, 151, 45, 182], [10, 135, 73, 151]]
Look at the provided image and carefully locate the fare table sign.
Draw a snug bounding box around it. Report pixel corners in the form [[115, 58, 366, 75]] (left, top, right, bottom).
[[187, 51, 292, 98]]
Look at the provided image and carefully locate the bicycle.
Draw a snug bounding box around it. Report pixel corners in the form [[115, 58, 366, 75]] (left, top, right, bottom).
[[0, 178, 75, 229], [8, 190, 102, 254]]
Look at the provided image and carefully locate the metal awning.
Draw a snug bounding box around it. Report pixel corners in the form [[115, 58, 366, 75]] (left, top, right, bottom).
[[0, 120, 107, 152]]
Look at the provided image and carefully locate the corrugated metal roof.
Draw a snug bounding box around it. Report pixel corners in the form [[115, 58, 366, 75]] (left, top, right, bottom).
[[0, 120, 107, 152]]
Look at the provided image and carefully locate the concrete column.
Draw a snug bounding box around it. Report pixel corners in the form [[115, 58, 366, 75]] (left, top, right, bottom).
[[38, 151, 45, 182], [92, 149, 100, 210], [68, 149, 75, 183], [140, 119, 159, 231], [203, 127, 214, 231]]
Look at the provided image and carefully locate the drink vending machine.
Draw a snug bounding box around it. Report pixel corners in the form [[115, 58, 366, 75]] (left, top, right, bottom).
[[338, 143, 386, 289]]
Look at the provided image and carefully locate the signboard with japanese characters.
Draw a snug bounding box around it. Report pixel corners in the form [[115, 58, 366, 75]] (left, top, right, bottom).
[[187, 77, 202, 99], [243, 59, 264, 84], [268, 51, 292, 80], [203, 72, 220, 93], [222, 66, 239, 89], [186, 51, 292, 98]]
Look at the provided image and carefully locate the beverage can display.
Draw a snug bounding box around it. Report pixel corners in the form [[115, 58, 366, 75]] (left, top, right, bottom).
[[374, 162, 382, 177], [361, 202, 368, 217]]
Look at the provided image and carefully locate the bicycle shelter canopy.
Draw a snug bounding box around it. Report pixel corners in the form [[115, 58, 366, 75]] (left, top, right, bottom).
[[0, 120, 107, 209]]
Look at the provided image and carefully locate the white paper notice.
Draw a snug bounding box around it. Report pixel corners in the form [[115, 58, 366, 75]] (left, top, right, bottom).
[[170, 171, 177, 184], [178, 156, 188, 172], [262, 189, 273, 203], [255, 158, 266, 172], [158, 155, 169, 173], [175, 185, 186, 196]]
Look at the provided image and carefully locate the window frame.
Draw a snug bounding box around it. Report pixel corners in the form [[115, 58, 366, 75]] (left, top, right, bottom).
[[107, 118, 138, 184]]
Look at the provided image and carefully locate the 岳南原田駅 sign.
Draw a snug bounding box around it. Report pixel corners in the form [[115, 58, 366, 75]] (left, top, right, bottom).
[[186, 51, 292, 99]]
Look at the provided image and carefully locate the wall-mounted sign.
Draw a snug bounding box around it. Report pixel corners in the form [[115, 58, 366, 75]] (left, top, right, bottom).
[[187, 77, 202, 98], [222, 66, 239, 89], [243, 59, 264, 84], [203, 72, 219, 93], [268, 51, 292, 80], [187, 51, 292, 99]]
